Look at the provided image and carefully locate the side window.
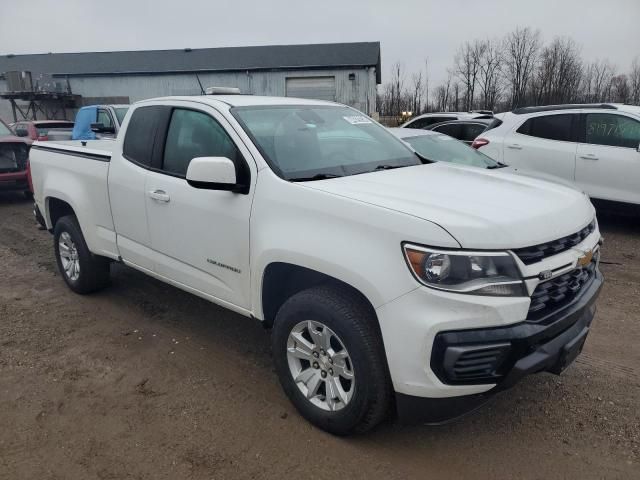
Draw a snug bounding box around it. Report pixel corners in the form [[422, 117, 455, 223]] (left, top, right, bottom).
[[122, 105, 166, 167], [162, 109, 241, 177], [516, 114, 573, 141], [585, 113, 640, 148], [461, 123, 487, 142], [97, 109, 114, 128], [405, 118, 430, 129], [433, 123, 462, 139]]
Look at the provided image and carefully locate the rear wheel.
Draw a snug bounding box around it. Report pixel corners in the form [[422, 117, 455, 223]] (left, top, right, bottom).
[[53, 215, 110, 294], [272, 285, 391, 435]]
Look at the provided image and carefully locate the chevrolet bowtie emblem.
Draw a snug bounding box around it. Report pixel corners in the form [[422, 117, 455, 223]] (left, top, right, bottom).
[[577, 249, 594, 267]]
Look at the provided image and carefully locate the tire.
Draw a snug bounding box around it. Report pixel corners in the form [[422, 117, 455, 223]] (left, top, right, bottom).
[[272, 285, 391, 435], [53, 215, 110, 294]]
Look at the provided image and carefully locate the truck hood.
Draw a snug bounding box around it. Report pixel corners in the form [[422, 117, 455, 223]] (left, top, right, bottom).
[[302, 162, 594, 249]]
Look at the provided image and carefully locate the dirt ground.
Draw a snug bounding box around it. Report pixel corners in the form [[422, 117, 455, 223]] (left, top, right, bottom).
[[0, 192, 638, 480]]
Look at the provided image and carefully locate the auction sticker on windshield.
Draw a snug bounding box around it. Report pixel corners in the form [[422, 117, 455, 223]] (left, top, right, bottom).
[[343, 115, 372, 125]]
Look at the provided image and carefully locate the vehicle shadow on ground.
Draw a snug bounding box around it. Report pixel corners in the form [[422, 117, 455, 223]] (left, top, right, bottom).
[[100, 261, 599, 448], [594, 204, 640, 235]]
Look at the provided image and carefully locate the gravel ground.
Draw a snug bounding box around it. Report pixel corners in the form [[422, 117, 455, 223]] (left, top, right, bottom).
[[0, 192, 638, 479]]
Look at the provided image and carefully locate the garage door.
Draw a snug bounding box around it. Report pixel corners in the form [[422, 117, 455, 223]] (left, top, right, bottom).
[[285, 76, 336, 102]]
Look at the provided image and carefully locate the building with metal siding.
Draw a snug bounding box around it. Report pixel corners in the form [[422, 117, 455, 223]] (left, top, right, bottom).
[[0, 42, 381, 122]]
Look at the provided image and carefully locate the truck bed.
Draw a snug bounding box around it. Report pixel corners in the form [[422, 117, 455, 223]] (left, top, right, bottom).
[[29, 139, 119, 259]]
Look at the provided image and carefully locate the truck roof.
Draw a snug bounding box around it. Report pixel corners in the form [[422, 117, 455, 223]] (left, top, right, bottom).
[[139, 95, 338, 108]]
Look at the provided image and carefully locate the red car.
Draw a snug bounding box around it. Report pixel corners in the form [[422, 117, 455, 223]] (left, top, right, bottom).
[[0, 118, 32, 198], [11, 119, 74, 142]]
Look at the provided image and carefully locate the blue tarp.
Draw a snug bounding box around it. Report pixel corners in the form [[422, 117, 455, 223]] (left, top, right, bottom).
[[71, 106, 98, 140]]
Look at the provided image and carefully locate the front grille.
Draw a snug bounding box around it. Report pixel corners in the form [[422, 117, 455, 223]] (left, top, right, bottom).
[[527, 256, 597, 321], [513, 220, 596, 265]]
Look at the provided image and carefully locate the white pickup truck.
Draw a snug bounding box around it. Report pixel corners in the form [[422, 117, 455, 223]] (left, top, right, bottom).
[[30, 94, 603, 435]]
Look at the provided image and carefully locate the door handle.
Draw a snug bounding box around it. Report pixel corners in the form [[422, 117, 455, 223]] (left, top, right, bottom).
[[507, 144, 523, 150], [579, 154, 599, 161], [149, 189, 170, 203]]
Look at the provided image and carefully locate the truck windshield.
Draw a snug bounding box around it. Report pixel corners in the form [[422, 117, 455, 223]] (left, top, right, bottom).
[[232, 105, 421, 180], [401, 133, 500, 169]]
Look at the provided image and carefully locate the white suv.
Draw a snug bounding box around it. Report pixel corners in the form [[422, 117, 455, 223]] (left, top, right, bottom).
[[475, 104, 640, 206]]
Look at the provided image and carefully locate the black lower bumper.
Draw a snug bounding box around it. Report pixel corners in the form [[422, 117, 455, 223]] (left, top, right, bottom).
[[396, 270, 603, 425]]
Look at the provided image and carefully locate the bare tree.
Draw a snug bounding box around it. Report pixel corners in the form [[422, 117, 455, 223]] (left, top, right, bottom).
[[390, 62, 406, 115], [477, 38, 503, 110], [534, 37, 583, 105], [503, 27, 541, 108], [454, 40, 483, 110], [376, 27, 639, 118], [589, 60, 616, 102], [611, 74, 630, 103], [434, 72, 452, 111], [424, 58, 430, 112], [629, 56, 640, 105], [410, 72, 423, 114]]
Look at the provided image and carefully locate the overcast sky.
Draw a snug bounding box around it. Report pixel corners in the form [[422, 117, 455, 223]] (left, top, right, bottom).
[[1, 0, 639, 86]]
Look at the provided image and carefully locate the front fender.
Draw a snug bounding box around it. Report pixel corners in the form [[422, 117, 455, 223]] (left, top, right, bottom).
[[249, 171, 459, 319]]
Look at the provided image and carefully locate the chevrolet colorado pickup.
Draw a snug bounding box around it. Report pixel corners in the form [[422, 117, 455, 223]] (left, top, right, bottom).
[[30, 95, 603, 435]]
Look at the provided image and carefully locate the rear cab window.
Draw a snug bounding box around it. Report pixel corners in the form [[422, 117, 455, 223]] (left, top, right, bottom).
[[122, 105, 170, 168]]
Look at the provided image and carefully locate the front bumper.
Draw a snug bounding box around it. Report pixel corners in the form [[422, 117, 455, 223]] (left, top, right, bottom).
[[394, 270, 603, 424]]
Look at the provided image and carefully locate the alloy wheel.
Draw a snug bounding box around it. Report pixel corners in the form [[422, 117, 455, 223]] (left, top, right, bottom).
[[286, 320, 355, 411], [58, 231, 81, 281]]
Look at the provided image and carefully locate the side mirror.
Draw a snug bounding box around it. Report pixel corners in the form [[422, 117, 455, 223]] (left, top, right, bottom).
[[90, 122, 115, 134], [186, 157, 247, 193]]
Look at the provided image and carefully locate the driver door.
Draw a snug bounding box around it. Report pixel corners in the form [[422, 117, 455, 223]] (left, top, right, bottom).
[[144, 104, 255, 310]]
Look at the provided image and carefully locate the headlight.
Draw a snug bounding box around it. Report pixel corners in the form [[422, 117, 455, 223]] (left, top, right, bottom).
[[403, 244, 526, 296]]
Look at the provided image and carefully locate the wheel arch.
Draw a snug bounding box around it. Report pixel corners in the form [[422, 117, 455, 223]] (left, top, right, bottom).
[[45, 196, 76, 231], [260, 262, 379, 330]]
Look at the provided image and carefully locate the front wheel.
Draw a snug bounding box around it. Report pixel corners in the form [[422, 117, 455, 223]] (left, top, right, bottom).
[[272, 285, 391, 435], [53, 215, 110, 294]]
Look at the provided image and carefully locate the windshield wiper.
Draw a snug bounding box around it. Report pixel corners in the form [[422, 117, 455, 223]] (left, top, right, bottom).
[[414, 152, 435, 164], [487, 162, 508, 169], [289, 173, 344, 182], [372, 164, 404, 171]]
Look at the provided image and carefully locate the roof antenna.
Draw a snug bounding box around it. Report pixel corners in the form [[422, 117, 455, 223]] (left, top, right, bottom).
[[195, 73, 205, 95]]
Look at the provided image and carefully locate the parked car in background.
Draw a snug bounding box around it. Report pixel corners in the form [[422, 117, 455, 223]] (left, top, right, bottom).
[[10, 120, 74, 143], [389, 127, 582, 190], [388, 127, 504, 169], [426, 118, 502, 145], [401, 110, 493, 129], [31, 94, 603, 435], [71, 104, 129, 140], [0, 117, 31, 197], [475, 103, 640, 207]]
